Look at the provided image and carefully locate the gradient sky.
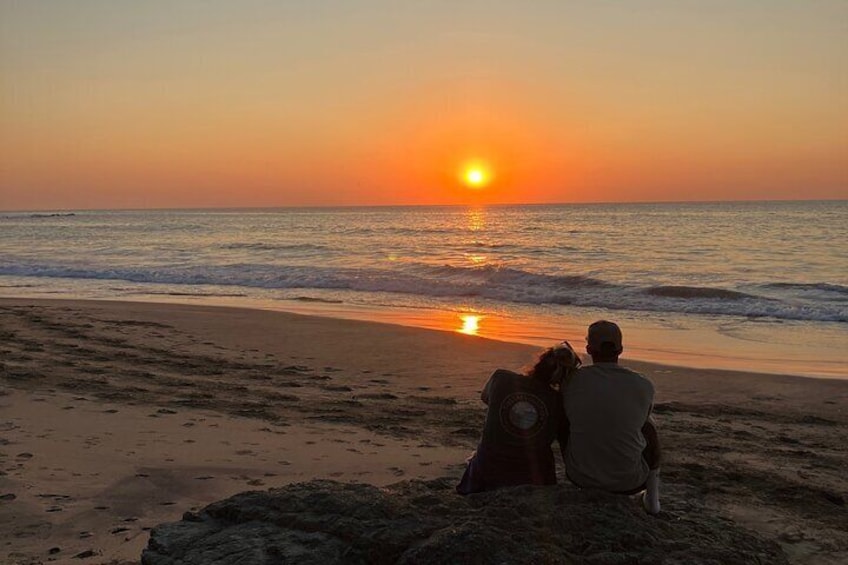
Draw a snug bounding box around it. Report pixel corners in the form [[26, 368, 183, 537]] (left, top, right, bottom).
[[1, 0, 846, 210]]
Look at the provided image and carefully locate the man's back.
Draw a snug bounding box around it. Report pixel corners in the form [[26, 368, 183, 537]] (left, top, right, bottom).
[[562, 363, 654, 492]]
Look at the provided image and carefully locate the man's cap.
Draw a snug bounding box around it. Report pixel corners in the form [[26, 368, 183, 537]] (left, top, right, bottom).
[[587, 320, 623, 352]]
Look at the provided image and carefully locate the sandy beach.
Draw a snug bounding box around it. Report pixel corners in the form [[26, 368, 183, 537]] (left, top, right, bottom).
[[1, 298, 846, 564]]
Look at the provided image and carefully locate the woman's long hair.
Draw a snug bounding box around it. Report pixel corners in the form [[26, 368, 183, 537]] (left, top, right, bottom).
[[527, 341, 582, 387]]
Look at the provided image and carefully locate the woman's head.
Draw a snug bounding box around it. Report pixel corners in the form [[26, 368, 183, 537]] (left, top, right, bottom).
[[528, 341, 582, 386]]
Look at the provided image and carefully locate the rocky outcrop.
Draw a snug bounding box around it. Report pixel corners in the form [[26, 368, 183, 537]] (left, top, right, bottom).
[[142, 478, 787, 564]]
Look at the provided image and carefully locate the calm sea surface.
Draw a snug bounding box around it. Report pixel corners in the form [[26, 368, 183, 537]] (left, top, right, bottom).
[[1, 201, 846, 377]]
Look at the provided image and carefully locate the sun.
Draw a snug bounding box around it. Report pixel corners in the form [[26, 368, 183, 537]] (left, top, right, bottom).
[[461, 163, 491, 189], [466, 168, 485, 185]]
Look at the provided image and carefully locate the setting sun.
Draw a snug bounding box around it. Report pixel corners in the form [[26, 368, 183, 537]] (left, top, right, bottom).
[[461, 163, 491, 189], [466, 169, 484, 185]]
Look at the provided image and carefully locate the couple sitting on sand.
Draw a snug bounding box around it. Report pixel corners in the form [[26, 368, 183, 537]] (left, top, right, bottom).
[[456, 320, 662, 515]]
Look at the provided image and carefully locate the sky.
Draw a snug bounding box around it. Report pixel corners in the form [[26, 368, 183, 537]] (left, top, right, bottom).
[[1, 0, 846, 210]]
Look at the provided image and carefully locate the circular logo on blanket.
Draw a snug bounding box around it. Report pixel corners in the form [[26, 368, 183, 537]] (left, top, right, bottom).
[[499, 392, 548, 438]]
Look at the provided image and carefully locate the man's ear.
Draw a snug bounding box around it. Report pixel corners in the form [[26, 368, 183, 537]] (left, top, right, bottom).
[[585, 344, 593, 356]]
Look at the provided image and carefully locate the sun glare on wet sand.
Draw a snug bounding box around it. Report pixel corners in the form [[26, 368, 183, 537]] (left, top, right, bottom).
[[458, 314, 481, 335]]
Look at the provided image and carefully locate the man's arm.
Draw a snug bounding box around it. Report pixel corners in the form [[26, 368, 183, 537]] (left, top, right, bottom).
[[641, 417, 661, 470]]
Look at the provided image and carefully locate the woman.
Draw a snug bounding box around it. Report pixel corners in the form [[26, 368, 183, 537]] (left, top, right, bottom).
[[456, 341, 581, 494]]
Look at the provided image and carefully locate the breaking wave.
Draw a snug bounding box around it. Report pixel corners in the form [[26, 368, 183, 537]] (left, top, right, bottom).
[[645, 286, 757, 300], [1, 261, 845, 323]]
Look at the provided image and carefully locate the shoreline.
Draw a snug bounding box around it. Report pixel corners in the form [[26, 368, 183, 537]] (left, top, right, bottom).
[[2, 292, 845, 381], [1, 297, 847, 564]]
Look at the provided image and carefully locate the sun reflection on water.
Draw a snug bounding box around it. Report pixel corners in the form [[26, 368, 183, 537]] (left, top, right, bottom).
[[466, 208, 486, 232], [458, 314, 481, 335], [465, 207, 489, 265]]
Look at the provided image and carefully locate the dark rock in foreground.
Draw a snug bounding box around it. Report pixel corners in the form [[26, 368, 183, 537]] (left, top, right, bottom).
[[142, 478, 786, 564]]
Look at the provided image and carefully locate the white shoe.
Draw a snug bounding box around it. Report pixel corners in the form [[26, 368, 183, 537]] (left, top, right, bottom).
[[642, 469, 661, 515], [642, 491, 661, 515]]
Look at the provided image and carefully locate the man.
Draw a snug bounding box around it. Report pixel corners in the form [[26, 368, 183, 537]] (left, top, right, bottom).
[[561, 320, 662, 514]]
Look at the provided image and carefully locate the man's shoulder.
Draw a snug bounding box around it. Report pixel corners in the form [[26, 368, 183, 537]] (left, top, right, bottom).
[[578, 363, 654, 390]]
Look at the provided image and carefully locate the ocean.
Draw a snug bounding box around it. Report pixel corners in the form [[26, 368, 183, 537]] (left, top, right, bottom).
[[1, 201, 846, 378]]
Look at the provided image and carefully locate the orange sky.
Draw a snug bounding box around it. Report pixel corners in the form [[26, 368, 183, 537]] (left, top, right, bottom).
[[1, 1, 846, 210]]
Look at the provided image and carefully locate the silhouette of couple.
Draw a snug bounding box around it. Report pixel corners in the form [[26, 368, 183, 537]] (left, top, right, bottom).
[[457, 320, 662, 515]]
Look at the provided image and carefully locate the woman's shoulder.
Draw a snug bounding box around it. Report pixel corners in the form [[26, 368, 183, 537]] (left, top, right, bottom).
[[489, 368, 522, 381], [489, 369, 556, 396]]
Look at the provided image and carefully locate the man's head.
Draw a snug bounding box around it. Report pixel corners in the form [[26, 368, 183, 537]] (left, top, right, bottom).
[[586, 320, 623, 363]]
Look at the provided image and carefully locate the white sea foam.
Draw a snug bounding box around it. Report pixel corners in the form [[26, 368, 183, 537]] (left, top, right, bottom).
[[1, 260, 845, 323]]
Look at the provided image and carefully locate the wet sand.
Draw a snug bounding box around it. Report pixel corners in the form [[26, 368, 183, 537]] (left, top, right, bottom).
[[1, 298, 846, 564]]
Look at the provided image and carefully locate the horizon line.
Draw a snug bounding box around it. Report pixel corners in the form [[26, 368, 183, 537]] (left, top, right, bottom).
[[2, 197, 847, 214]]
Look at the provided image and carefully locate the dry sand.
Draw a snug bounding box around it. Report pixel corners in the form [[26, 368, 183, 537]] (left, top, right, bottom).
[[0, 298, 846, 564]]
